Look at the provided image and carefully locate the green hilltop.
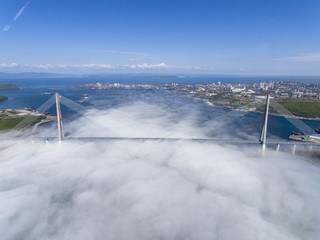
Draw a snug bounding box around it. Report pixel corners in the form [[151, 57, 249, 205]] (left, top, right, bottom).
[[0, 84, 19, 90], [0, 95, 8, 102]]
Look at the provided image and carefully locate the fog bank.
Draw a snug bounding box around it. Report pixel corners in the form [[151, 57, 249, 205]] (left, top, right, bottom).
[[1, 102, 320, 240]]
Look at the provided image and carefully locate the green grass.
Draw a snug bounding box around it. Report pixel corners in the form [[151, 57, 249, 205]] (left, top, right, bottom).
[[206, 93, 241, 105], [279, 101, 320, 118], [0, 116, 45, 131], [0, 84, 19, 90]]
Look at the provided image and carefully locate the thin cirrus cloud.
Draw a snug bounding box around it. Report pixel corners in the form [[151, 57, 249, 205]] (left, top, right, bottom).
[[276, 52, 320, 62], [128, 58, 141, 61], [2, 25, 10, 31], [104, 50, 149, 57], [13, 1, 30, 21], [2, 1, 30, 31], [103, 49, 153, 60]]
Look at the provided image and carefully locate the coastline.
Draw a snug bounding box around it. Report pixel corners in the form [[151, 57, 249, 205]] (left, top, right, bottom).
[[0, 109, 55, 131], [32, 116, 56, 133]]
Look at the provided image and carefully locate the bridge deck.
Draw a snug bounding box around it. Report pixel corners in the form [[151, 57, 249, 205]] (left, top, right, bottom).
[[0, 136, 320, 146]]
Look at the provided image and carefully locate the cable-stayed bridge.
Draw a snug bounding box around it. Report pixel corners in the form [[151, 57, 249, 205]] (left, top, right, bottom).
[[1, 93, 320, 156]]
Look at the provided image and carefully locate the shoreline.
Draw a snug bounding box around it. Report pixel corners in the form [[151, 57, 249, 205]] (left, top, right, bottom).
[[32, 116, 56, 133], [0, 109, 56, 131]]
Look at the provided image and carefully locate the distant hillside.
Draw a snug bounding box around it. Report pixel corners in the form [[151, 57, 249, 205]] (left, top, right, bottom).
[[0, 84, 19, 90], [0, 72, 83, 78]]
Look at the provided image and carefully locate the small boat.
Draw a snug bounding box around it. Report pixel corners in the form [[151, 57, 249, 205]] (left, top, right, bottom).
[[44, 111, 50, 115], [24, 107, 35, 111], [44, 92, 52, 95], [77, 100, 84, 103], [315, 128, 320, 134], [82, 94, 88, 97], [310, 135, 320, 140]]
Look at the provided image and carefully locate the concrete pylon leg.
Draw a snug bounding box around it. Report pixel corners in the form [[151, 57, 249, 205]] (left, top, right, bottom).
[[261, 143, 266, 156], [55, 93, 64, 142], [292, 144, 296, 155]]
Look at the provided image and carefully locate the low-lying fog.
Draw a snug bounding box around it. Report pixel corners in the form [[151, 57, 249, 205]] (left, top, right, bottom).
[[1, 100, 320, 240]]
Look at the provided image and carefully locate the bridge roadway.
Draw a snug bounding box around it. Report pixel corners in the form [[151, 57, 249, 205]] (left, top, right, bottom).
[[0, 136, 320, 146]]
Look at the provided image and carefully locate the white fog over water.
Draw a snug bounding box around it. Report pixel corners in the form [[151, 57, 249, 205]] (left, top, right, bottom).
[[1, 100, 320, 240], [1, 0, 320, 237]]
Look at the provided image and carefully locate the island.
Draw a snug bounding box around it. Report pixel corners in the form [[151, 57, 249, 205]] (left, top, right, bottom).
[[0, 95, 8, 102], [0, 84, 19, 90], [0, 84, 19, 103]]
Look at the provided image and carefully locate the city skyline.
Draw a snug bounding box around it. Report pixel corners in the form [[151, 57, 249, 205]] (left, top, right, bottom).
[[1, 0, 320, 75]]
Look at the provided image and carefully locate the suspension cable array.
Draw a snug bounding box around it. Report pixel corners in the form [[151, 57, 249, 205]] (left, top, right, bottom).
[[1, 93, 319, 154]]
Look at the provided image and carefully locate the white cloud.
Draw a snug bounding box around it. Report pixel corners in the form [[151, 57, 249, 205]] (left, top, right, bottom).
[[55, 63, 117, 69], [2, 25, 10, 31], [0, 62, 202, 71], [13, 1, 30, 21], [137, 63, 168, 69], [136, 63, 201, 70], [79, 63, 116, 69], [2, 2, 30, 32], [276, 52, 320, 62], [23, 63, 54, 69], [0, 62, 18, 67]]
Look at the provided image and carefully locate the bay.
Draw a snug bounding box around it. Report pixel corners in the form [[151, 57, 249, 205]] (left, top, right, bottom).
[[0, 76, 319, 142]]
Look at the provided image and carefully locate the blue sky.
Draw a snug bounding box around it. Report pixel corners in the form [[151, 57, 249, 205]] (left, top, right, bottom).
[[1, 0, 320, 74]]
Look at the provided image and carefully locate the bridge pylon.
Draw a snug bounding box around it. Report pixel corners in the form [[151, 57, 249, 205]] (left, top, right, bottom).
[[260, 94, 270, 153], [55, 93, 64, 141]]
